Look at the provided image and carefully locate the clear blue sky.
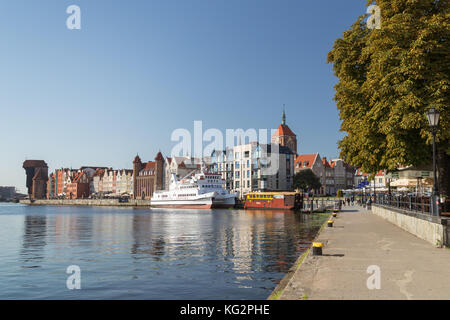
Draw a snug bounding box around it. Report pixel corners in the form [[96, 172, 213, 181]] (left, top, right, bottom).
[[0, 0, 368, 193]]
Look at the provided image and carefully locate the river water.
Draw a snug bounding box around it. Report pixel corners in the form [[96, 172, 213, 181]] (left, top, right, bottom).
[[0, 203, 328, 300]]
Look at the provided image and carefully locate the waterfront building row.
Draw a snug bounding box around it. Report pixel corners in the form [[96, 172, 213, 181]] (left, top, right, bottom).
[[294, 154, 355, 196], [23, 109, 322, 200]]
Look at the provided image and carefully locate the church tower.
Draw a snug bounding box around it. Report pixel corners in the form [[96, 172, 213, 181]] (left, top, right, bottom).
[[154, 152, 164, 191], [132, 155, 142, 199], [271, 107, 298, 155]]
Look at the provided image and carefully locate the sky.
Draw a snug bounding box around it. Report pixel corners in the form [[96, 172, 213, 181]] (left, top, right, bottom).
[[0, 0, 369, 193]]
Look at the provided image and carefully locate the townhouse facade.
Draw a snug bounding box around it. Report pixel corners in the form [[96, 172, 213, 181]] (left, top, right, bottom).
[[116, 169, 133, 195], [66, 171, 90, 199], [322, 157, 336, 195], [330, 159, 355, 191], [294, 153, 326, 196], [293, 154, 355, 196]]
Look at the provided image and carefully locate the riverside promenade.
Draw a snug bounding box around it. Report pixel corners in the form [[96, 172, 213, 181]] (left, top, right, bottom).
[[277, 206, 450, 300]]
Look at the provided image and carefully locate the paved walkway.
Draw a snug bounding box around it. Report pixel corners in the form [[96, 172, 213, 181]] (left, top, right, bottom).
[[279, 206, 450, 300]]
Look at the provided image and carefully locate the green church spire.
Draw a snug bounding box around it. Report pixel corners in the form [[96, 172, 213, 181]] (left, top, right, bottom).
[[282, 105, 286, 125]]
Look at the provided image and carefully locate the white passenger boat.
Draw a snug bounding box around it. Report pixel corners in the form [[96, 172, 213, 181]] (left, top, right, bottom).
[[150, 167, 236, 209]]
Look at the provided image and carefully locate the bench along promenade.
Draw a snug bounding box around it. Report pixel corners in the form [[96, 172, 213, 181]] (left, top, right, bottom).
[[271, 205, 450, 300]]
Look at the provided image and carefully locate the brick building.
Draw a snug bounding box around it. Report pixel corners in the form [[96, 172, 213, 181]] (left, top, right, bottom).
[[66, 171, 90, 199], [271, 109, 298, 156], [23, 160, 48, 200]]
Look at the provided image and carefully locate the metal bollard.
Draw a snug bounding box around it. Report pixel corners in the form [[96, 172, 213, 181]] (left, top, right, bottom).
[[312, 242, 323, 256], [327, 220, 334, 228]]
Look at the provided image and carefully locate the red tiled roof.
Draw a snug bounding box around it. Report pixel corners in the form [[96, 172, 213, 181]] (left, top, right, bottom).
[[376, 170, 385, 176], [295, 154, 318, 169], [355, 169, 369, 177], [272, 124, 296, 137], [144, 162, 155, 170], [322, 158, 332, 168]]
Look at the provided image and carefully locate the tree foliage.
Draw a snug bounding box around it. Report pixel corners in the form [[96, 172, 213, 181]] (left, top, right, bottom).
[[293, 169, 322, 192], [327, 0, 449, 195]]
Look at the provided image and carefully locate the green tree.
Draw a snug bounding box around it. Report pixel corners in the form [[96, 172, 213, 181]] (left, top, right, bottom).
[[327, 0, 449, 197], [294, 169, 322, 192], [337, 189, 343, 198]]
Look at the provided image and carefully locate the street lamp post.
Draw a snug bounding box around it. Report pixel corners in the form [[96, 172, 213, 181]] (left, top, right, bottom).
[[426, 107, 440, 216]]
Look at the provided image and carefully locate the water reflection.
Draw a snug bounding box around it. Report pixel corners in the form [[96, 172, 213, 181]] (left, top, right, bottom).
[[5, 206, 328, 299], [20, 216, 47, 268]]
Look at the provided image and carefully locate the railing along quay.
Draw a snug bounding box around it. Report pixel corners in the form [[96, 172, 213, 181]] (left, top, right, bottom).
[[302, 199, 337, 213], [370, 194, 433, 215]]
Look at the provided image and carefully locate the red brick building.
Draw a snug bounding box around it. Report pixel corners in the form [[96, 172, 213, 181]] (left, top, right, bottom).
[[23, 160, 48, 200], [271, 109, 298, 155], [132, 152, 164, 199], [66, 171, 90, 199]]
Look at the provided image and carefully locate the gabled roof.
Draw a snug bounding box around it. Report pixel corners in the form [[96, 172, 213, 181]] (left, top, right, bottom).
[[272, 124, 296, 137], [355, 169, 369, 177], [144, 162, 155, 170], [295, 154, 319, 169], [322, 157, 332, 168]]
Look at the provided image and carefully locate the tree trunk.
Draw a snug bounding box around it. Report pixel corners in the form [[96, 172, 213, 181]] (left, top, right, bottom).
[[438, 148, 449, 213]]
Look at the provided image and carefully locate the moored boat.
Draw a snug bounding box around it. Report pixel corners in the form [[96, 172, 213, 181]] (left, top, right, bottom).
[[244, 192, 303, 210], [150, 167, 237, 209]]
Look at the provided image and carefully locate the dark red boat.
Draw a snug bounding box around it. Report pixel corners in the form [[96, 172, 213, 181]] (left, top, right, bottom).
[[244, 192, 303, 210]]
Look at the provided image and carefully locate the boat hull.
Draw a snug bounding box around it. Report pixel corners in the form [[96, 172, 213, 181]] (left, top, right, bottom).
[[244, 193, 303, 210], [151, 203, 213, 209], [151, 195, 235, 210]]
